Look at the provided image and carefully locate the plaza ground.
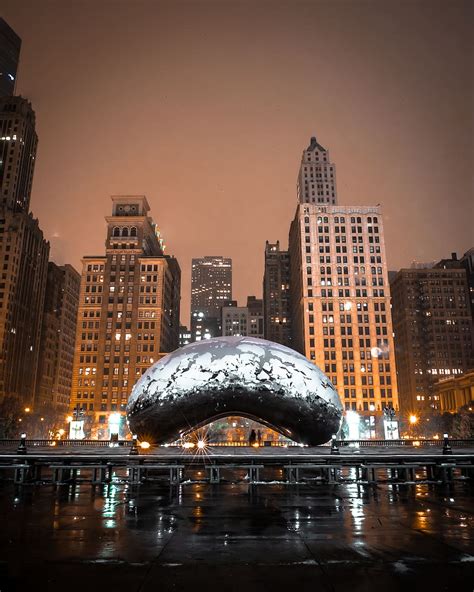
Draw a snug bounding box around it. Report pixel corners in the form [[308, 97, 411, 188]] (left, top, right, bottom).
[[0, 467, 473, 592]]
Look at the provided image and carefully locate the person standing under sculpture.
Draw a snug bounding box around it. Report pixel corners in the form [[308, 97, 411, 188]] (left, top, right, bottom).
[[249, 429, 256, 446], [257, 429, 262, 445]]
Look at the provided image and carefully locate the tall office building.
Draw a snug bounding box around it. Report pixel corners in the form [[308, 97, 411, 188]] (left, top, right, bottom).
[[289, 203, 399, 429], [36, 263, 81, 417], [0, 95, 49, 418], [263, 241, 292, 347], [0, 212, 49, 410], [390, 266, 473, 413], [191, 256, 232, 341], [0, 18, 21, 97], [297, 136, 337, 205], [69, 196, 181, 438], [0, 96, 38, 212]]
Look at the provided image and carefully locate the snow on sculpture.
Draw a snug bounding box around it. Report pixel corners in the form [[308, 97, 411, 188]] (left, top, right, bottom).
[[126, 336, 343, 445]]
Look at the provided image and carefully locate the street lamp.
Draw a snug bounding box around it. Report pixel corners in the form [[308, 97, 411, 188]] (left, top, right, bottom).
[[409, 415, 418, 425]]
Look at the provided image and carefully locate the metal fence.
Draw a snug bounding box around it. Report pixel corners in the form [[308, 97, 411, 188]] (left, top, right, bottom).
[[0, 438, 472, 448]]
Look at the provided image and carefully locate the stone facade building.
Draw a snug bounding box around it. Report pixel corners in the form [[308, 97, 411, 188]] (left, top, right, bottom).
[[69, 196, 181, 438], [289, 203, 399, 426]]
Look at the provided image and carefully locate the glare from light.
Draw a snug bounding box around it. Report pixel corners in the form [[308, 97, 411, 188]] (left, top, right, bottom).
[[346, 410, 360, 440], [24, 407, 31, 413], [371, 347, 382, 358], [197, 440, 206, 449], [409, 415, 418, 425], [140, 441, 151, 449], [183, 442, 195, 449]]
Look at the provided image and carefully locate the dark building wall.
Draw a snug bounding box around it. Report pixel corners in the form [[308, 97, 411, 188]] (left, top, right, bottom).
[[0, 96, 38, 212], [390, 267, 473, 413], [263, 240, 292, 348], [0, 210, 49, 407], [36, 263, 81, 414], [0, 18, 21, 97]]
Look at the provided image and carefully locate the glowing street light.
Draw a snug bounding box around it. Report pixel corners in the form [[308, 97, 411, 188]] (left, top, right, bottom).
[[409, 415, 418, 425], [197, 440, 206, 450], [24, 407, 31, 413]]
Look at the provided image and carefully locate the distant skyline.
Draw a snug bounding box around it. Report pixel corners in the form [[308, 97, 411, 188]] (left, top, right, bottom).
[[3, 0, 473, 325]]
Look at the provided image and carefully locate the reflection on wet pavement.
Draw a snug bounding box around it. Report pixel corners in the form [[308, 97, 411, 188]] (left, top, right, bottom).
[[0, 470, 473, 591]]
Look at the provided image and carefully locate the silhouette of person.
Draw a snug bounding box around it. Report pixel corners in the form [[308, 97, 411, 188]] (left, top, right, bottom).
[[257, 429, 262, 445], [249, 429, 256, 446]]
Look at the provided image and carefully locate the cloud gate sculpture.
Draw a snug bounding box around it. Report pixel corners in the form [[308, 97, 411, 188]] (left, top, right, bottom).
[[126, 336, 343, 446]]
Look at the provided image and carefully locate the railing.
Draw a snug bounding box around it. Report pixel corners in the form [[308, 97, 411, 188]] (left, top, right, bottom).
[[336, 439, 474, 448], [0, 438, 473, 448], [0, 439, 132, 447]]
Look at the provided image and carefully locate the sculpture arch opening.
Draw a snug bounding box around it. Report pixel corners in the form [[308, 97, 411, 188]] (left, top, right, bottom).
[[177, 412, 294, 443], [126, 336, 343, 446]]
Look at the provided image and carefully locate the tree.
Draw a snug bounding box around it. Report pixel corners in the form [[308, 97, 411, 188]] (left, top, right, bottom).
[[450, 402, 474, 439], [0, 396, 22, 438]]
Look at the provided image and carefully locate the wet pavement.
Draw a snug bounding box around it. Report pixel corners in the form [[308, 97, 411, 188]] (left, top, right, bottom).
[[0, 470, 473, 591]]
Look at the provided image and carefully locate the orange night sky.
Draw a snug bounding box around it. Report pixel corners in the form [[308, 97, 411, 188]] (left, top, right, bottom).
[[2, 0, 473, 325]]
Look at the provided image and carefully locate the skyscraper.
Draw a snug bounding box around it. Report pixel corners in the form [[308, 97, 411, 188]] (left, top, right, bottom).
[[0, 212, 49, 412], [289, 204, 399, 431], [0, 96, 38, 212], [0, 97, 49, 421], [0, 18, 21, 97], [297, 136, 337, 205], [191, 256, 232, 341], [390, 265, 473, 414], [36, 263, 81, 419], [263, 241, 291, 347], [69, 196, 181, 438]]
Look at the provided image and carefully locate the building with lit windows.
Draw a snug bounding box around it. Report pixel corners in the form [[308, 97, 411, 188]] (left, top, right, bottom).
[[246, 296, 264, 338], [297, 136, 337, 205], [0, 18, 21, 97], [263, 241, 291, 347], [221, 297, 264, 339], [0, 96, 38, 212], [190, 256, 232, 341], [289, 203, 399, 431], [69, 196, 181, 438], [390, 265, 473, 414], [179, 325, 191, 348], [36, 263, 80, 416], [0, 95, 50, 417]]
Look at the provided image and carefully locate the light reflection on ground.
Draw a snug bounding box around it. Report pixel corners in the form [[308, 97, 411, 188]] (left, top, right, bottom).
[[0, 470, 472, 591]]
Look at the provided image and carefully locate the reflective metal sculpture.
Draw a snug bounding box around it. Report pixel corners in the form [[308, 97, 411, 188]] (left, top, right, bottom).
[[126, 336, 343, 445]]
